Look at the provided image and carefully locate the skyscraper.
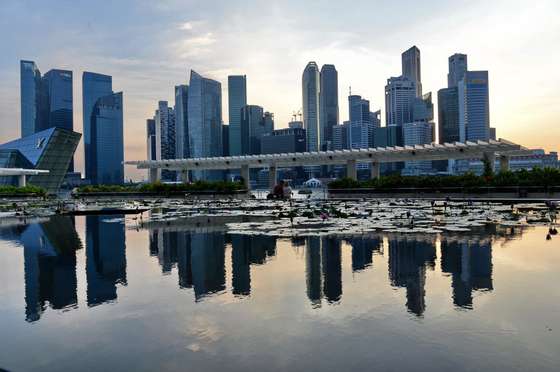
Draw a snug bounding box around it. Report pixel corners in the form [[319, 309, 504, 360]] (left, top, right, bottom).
[[240, 105, 274, 155], [228, 75, 247, 156], [348, 95, 376, 149], [385, 76, 416, 129], [437, 87, 460, 143], [448, 53, 468, 88], [146, 119, 157, 161], [20, 60, 42, 137], [174, 84, 189, 159], [458, 71, 490, 141], [302, 62, 321, 152], [402, 46, 422, 97], [154, 101, 176, 181], [90, 92, 124, 185], [187, 70, 223, 180], [319, 64, 339, 149], [83, 72, 113, 182], [402, 121, 435, 175]]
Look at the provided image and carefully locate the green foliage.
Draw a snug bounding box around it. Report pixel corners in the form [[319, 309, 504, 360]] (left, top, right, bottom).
[[0, 185, 47, 196], [77, 181, 245, 194], [328, 167, 560, 190]]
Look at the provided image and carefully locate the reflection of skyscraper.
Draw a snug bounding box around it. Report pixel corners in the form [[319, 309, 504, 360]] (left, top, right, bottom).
[[20, 216, 82, 322], [86, 216, 127, 307], [305, 237, 322, 306], [321, 237, 342, 303], [441, 240, 493, 309], [231, 235, 251, 296], [177, 232, 193, 289], [388, 238, 436, 316], [350, 237, 381, 272], [190, 232, 226, 300]]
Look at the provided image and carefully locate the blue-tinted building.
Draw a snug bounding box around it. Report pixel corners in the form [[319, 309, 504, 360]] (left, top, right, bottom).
[[187, 70, 223, 180], [438, 87, 460, 144], [319, 65, 339, 149], [240, 105, 274, 155], [458, 71, 490, 141], [90, 92, 124, 185], [302, 62, 321, 152], [82, 72, 113, 181], [0, 127, 81, 193], [228, 75, 247, 156], [175, 85, 189, 159], [154, 101, 176, 181], [20, 60, 42, 137]]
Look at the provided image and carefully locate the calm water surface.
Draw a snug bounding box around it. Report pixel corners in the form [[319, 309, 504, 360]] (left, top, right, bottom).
[[0, 215, 559, 371]]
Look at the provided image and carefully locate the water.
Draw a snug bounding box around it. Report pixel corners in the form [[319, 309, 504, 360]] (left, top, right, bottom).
[[0, 214, 559, 371]]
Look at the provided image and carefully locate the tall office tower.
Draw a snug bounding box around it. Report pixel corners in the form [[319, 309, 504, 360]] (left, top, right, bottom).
[[222, 124, 229, 156], [83, 72, 113, 182], [385, 76, 416, 130], [154, 101, 176, 181], [402, 46, 422, 97], [319, 64, 339, 150], [332, 123, 349, 150], [228, 75, 247, 156], [146, 119, 157, 161], [20, 60, 42, 137], [42, 69, 73, 133], [174, 85, 189, 159], [402, 121, 435, 175], [458, 71, 490, 141], [448, 53, 468, 88], [348, 95, 375, 149], [412, 92, 434, 122], [302, 62, 321, 151], [437, 88, 460, 143], [187, 70, 223, 180], [89, 92, 124, 184], [240, 105, 274, 155]]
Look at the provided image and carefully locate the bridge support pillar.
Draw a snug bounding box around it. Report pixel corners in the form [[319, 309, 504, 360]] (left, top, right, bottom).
[[370, 162, 380, 179], [180, 169, 190, 183], [483, 152, 496, 173], [241, 164, 250, 189], [346, 159, 357, 181], [148, 168, 160, 183], [18, 175, 26, 187], [499, 155, 510, 172], [269, 166, 277, 190]]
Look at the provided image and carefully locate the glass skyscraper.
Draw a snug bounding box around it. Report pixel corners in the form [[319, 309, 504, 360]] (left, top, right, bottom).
[[82, 72, 113, 182], [146, 119, 157, 161], [154, 101, 176, 182], [319, 65, 339, 150], [90, 92, 124, 185], [187, 70, 223, 180], [302, 62, 321, 152], [458, 71, 490, 141], [228, 75, 247, 156], [240, 106, 274, 155], [448, 53, 468, 88], [437, 87, 460, 143], [174, 85, 189, 159], [402, 46, 422, 97], [20, 61, 74, 171], [385, 76, 416, 130]]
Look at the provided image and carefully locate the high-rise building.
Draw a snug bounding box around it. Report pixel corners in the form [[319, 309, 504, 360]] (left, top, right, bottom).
[[385, 76, 416, 131], [319, 64, 339, 149], [174, 85, 189, 159], [413, 92, 434, 122], [187, 70, 223, 180], [89, 92, 124, 184], [154, 101, 176, 181], [458, 71, 490, 141], [20, 60, 42, 137], [146, 119, 157, 161], [261, 127, 306, 154], [348, 95, 377, 149], [240, 105, 274, 155], [83, 72, 113, 181], [437, 87, 460, 144], [402, 46, 422, 97], [332, 123, 349, 150], [222, 124, 229, 157], [228, 75, 247, 156], [448, 53, 468, 88], [302, 62, 321, 151]]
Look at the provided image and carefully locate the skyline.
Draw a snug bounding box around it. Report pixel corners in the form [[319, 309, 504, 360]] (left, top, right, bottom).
[[1, 1, 559, 180]]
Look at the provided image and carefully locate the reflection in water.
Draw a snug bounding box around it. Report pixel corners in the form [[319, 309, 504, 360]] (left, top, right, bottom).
[[0, 216, 504, 322], [86, 216, 127, 307], [388, 237, 436, 316]]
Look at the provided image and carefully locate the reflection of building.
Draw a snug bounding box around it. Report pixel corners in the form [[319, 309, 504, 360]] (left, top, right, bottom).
[[349, 237, 381, 272], [20, 216, 82, 322], [305, 237, 343, 306], [0, 127, 81, 193], [441, 241, 493, 308], [388, 238, 436, 316], [86, 216, 127, 307], [191, 233, 226, 300], [231, 236, 251, 296]]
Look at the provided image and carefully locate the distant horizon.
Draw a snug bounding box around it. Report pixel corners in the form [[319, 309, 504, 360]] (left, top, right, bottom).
[[1, 0, 559, 180]]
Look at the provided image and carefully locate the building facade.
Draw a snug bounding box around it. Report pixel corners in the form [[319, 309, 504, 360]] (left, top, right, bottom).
[[228, 75, 247, 156], [385, 76, 416, 129], [319, 64, 339, 150], [146, 119, 157, 161], [302, 62, 321, 152], [402, 46, 422, 97], [187, 70, 223, 180], [458, 71, 490, 141], [174, 84, 189, 159], [448, 53, 468, 88]]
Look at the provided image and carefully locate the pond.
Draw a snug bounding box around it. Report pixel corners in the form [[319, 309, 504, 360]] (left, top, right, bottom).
[[0, 213, 558, 371]]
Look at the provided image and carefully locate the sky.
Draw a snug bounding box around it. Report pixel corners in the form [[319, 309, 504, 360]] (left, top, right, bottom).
[[1, 0, 559, 181]]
